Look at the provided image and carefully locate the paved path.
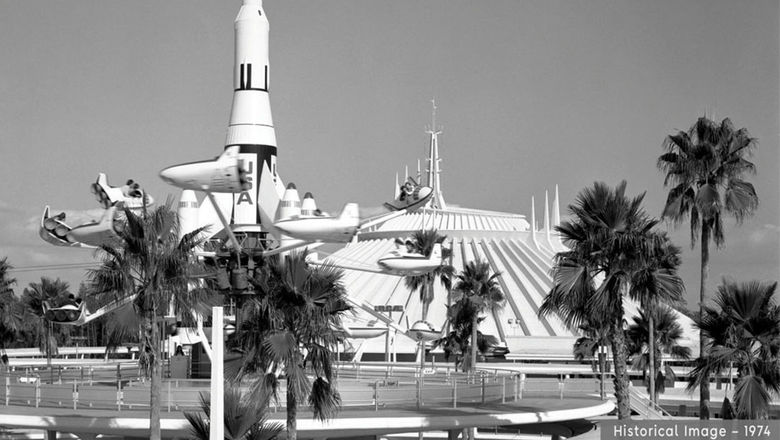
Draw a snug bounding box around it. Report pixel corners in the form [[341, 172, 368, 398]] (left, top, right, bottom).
[[0, 397, 614, 439]]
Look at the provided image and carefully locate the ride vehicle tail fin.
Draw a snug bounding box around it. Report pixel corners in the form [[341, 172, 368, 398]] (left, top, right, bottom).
[[430, 243, 442, 261], [339, 203, 359, 223]]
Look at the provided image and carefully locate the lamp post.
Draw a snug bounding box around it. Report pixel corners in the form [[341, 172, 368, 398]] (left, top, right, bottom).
[[209, 306, 224, 440], [373, 304, 404, 363]]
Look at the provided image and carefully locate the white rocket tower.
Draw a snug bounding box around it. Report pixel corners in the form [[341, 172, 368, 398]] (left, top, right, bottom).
[[192, 0, 283, 237], [227, 0, 278, 225]]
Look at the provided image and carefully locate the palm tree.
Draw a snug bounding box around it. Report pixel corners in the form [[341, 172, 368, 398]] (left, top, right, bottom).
[[689, 279, 780, 419], [237, 249, 350, 440], [0, 258, 20, 364], [21, 277, 73, 377], [403, 230, 454, 321], [450, 259, 504, 372], [0, 258, 15, 296], [629, 231, 685, 403], [658, 116, 759, 419], [540, 181, 662, 419], [185, 385, 284, 440], [626, 305, 692, 400], [432, 297, 498, 372], [572, 317, 611, 400], [88, 202, 208, 440]]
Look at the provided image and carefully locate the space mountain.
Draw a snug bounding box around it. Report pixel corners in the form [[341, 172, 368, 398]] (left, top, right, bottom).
[[329, 120, 699, 362]]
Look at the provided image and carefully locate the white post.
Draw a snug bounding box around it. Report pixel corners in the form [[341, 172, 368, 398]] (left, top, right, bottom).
[[452, 378, 457, 408], [209, 306, 224, 440], [72, 380, 78, 410]]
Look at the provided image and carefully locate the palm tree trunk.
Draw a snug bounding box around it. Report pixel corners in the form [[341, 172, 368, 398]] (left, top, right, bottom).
[[470, 315, 478, 372], [421, 280, 432, 321], [46, 321, 53, 384], [699, 224, 710, 420], [649, 313, 655, 404], [610, 319, 631, 419], [598, 349, 606, 400], [149, 314, 162, 440], [287, 387, 297, 440]]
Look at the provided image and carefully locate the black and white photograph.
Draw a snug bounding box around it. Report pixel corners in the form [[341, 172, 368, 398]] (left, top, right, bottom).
[[0, 1, 778, 439]]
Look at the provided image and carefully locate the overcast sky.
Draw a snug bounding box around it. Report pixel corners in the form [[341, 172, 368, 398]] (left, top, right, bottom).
[[1, 0, 777, 308]]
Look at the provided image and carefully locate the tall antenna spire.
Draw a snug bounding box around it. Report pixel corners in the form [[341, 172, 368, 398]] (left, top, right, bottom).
[[425, 99, 446, 209], [553, 184, 561, 226]]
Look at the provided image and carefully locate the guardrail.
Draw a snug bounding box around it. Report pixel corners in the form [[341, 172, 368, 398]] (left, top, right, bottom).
[[0, 366, 602, 412], [627, 384, 674, 419]]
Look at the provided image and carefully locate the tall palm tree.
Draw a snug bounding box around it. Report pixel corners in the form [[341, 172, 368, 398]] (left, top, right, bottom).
[[540, 181, 661, 419], [658, 116, 759, 419], [237, 249, 350, 440], [185, 385, 284, 440], [0, 258, 20, 363], [450, 259, 504, 372], [21, 277, 73, 375], [403, 230, 454, 321], [626, 305, 692, 400], [88, 202, 208, 440], [629, 231, 685, 402], [689, 279, 780, 419]]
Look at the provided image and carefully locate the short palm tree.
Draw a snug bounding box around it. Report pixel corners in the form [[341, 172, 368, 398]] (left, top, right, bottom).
[[0, 258, 15, 296], [185, 385, 284, 440], [629, 231, 685, 402], [626, 305, 692, 399], [658, 116, 759, 419], [572, 317, 611, 400], [689, 279, 780, 419], [21, 277, 73, 376], [540, 181, 662, 419], [450, 259, 504, 372], [432, 297, 498, 372], [403, 230, 454, 321], [237, 249, 351, 440], [88, 202, 209, 440]]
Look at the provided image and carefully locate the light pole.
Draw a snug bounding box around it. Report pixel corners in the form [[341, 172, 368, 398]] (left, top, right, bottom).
[[374, 304, 404, 363], [209, 306, 224, 440]]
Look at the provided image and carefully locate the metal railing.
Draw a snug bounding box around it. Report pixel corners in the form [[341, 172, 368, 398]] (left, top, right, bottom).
[[0, 366, 602, 412], [627, 384, 674, 419]]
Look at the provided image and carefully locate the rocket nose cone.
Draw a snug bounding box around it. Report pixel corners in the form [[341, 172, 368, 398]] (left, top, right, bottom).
[[286, 182, 297, 190], [303, 192, 314, 199]]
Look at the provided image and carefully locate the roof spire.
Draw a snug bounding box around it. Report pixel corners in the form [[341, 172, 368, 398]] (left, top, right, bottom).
[[544, 190, 551, 240], [425, 99, 446, 209], [530, 196, 539, 249]]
